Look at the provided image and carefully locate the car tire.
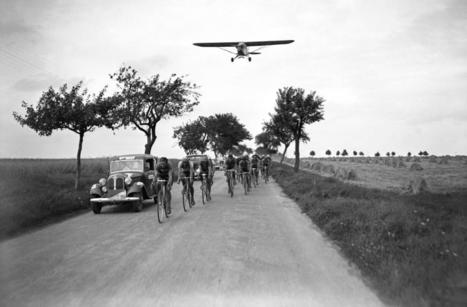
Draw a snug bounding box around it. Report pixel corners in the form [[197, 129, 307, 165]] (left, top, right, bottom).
[[132, 193, 144, 212], [91, 202, 102, 214]]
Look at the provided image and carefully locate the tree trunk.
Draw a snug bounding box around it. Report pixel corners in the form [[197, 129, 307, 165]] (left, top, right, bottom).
[[144, 126, 157, 154], [280, 143, 290, 164], [294, 135, 300, 172], [75, 132, 84, 190]]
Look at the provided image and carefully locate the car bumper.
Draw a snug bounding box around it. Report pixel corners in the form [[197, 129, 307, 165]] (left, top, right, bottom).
[[90, 196, 140, 204]]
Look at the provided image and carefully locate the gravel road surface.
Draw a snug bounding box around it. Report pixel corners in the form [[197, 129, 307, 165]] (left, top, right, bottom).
[[0, 173, 384, 307]]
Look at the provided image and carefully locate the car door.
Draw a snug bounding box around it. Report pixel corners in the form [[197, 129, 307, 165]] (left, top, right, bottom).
[[144, 158, 156, 196]]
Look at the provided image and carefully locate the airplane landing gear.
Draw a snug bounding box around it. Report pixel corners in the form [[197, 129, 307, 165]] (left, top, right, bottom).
[[248, 57, 251, 62], [231, 57, 234, 62]]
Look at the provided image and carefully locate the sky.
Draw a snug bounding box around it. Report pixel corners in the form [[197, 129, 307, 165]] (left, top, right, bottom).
[[1, 0, 466, 159]]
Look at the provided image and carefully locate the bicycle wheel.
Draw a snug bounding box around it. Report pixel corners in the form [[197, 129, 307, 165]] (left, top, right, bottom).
[[157, 189, 165, 224], [163, 185, 169, 218], [243, 174, 248, 195], [201, 181, 206, 205], [228, 176, 234, 197], [182, 184, 189, 212]]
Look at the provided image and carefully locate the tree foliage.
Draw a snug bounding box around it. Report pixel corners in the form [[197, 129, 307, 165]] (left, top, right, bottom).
[[173, 113, 251, 156], [255, 131, 280, 154], [13, 82, 115, 189], [309, 150, 315, 156], [110, 66, 200, 154], [325, 149, 331, 156]]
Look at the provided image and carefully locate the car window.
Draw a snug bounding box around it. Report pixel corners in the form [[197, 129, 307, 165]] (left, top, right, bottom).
[[110, 160, 144, 172], [145, 159, 154, 171]]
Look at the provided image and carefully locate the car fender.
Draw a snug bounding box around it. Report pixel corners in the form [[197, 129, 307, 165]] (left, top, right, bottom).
[[127, 183, 144, 197], [90, 184, 103, 196]]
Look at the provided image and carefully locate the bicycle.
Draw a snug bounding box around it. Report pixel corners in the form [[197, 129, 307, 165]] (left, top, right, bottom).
[[179, 176, 193, 212], [251, 167, 259, 188], [241, 172, 250, 195], [200, 174, 211, 205], [156, 179, 169, 223], [225, 169, 235, 197]]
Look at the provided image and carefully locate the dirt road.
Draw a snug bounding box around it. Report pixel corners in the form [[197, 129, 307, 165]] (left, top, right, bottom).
[[0, 173, 384, 307]]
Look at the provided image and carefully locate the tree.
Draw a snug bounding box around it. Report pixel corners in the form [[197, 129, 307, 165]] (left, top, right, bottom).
[[272, 87, 324, 171], [386, 152, 391, 157], [13, 82, 115, 190], [336, 150, 341, 156], [110, 66, 200, 154], [325, 149, 331, 156], [391, 151, 396, 156], [375, 152, 380, 157], [173, 119, 208, 154], [423, 150, 429, 156], [309, 150, 315, 157], [359, 151, 364, 156], [353, 150, 358, 156], [407, 152, 412, 157], [342, 149, 348, 156], [264, 113, 297, 164], [173, 113, 251, 157], [255, 131, 280, 154]]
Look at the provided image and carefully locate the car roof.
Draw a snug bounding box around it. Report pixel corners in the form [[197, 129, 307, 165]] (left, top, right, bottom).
[[111, 154, 157, 161]]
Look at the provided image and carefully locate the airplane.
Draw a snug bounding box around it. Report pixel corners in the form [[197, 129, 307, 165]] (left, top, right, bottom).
[[193, 40, 294, 62]]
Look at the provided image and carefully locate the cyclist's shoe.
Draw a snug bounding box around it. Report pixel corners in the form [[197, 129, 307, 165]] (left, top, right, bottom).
[[167, 205, 172, 215]]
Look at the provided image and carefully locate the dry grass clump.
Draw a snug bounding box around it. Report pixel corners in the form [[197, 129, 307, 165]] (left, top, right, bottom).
[[429, 155, 438, 163], [405, 177, 428, 194], [410, 163, 424, 171], [438, 157, 449, 165]]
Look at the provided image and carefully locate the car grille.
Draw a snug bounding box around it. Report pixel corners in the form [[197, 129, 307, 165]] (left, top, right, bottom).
[[108, 177, 124, 190]]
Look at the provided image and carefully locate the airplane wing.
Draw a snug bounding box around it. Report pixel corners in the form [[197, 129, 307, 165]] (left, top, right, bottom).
[[244, 40, 294, 46], [193, 40, 294, 47], [193, 42, 239, 47]]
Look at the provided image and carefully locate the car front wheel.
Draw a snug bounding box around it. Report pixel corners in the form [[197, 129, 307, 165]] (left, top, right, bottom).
[[91, 202, 102, 214], [132, 193, 144, 212]]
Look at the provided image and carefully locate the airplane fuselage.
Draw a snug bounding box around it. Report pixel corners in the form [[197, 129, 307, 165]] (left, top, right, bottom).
[[236, 42, 249, 56]]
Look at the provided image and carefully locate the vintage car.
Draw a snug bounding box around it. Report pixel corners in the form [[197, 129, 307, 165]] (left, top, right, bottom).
[[89, 154, 157, 214]]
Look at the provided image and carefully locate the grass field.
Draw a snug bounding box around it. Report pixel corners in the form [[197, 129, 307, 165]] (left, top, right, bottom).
[[0, 158, 179, 241], [271, 162, 467, 307], [281, 156, 467, 193]]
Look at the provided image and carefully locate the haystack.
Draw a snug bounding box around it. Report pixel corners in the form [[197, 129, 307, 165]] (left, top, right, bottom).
[[335, 167, 357, 180], [310, 162, 324, 172], [429, 155, 437, 163], [410, 163, 423, 171], [438, 157, 449, 165], [322, 164, 336, 175], [413, 156, 421, 162], [406, 177, 428, 194]]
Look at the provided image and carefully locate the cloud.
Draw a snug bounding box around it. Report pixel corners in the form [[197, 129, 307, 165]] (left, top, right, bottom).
[[12, 74, 85, 92]]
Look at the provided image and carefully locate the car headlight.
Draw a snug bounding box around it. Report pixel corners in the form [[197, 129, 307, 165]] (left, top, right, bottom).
[[101, 186, 108, 193], [98, 178, 106, 186], [135, 182, 144, 188], [125, 176, 132, 185], [91, 184, 99, 190]]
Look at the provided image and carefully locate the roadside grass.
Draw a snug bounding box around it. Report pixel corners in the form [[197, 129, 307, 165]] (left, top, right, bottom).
[[271, 162, 467, 307], [0, 158, 179, 241]]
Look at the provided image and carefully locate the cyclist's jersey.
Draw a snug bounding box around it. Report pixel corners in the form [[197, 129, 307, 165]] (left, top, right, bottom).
[[156, 161, 172, 180], [178, 159, 192, 177], [251, 156, 259, 168], [199, 160, 210, 174], [225, 157, 236, 170], [235, 157, 242, 167], [263, 157, 271, 166], [239, 159, 249, 172]]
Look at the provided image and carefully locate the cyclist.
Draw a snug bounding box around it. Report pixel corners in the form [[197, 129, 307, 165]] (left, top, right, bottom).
[[199, 156, 212, 194], [224, 153, 237, 185], [154, 157, 174, 215], [239, 154, 251, 189], [177, 157, 195, 206], [262, 154, 272, 180], [251, 153, 260, 185]]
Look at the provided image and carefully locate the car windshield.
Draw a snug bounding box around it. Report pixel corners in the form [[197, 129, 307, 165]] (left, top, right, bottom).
[[110, 160, 144, 173]]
